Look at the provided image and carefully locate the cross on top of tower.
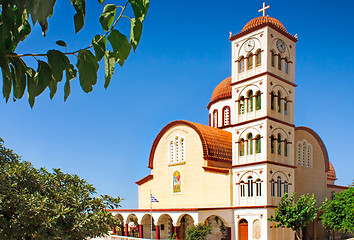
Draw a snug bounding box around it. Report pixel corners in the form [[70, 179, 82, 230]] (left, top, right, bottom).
[[258, 2, 270, 17]]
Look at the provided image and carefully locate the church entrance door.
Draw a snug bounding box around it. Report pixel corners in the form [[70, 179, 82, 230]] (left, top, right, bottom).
[[239, 219, 248, 240]]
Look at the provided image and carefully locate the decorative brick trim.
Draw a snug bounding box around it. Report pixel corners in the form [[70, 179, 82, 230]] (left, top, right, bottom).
[[327, 184, 349, 190], [202, 166, 230, 174], [219, 116, 295, 129], [232, 161, 296, 169], [230, 71, 297, 87], [135, 174, 153, 185]]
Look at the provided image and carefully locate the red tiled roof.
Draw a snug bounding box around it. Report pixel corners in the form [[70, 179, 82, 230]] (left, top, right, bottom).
[[327, 162, 337, 180], [148, 120, 232, 169], [207, 77, 232, 109], [242, 16, 286, 33]]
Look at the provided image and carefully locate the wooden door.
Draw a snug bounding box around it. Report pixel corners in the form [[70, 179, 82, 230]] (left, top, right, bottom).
[[239, 219, 248, 240]]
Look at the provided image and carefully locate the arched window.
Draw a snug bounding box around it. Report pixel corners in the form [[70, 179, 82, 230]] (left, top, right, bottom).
[[271, 92, 275, 110], [284, 139, 288, 157], [256, 179, 261, 196], [239, 139, 245, 156], [247, 133, 253, 155], [277, 91, 282, 113], [302, 141, 307, 166], [240, 181, 245, 197], [239, 96, 245, 114], [284, 58, 289, 73], [297, 140, 313, 167], [247, 53, 253, 70], [247, 90, 253, 112], [248, 176, 253, 197], [239, 56, 245, 73], [175, 136, 180, 161], [271, 135, 275, 154], [213, 110, 218, 128], [277, 133, 282, 155], [209, 113, 211, 126], [277, 176, 282, 197], [271, 179, 275, 197], [297, 142, 302, 165], [223, 106, 230, 126], [284, 97, 288, 115], [255, 135, 261, 153], [307, 145, 312, 167], [278, 54, 282, 70], [284, 181, 289, 196], [173, 171, 181, 193], [256, 49, 261, 67], [271, 50, 275, 67], [180, 138, 185, 161], [255, 91, 261, 110], [170, 141, 174, 163]]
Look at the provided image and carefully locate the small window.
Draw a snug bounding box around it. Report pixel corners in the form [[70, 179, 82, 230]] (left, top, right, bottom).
[[284, 181, 289, 195], [170, 141, 174, 163], [256, 179, 261, 196], [240, 181, 245, 197], [271, 179, 275, 197], [277, 134, 282, 155], [277, 176, 282, 197], [285, 58, 289, 74], [247, 53, 253, 70], [248, 176, 253, 197], [239, 97, 245, 114], [180, 138, 185, 161], [213, 110, 218, 128], [223, 107, 230, 126], [256, 49, 261, 67], [278, 54, 282, 70], [175, 136, 179, 161], [247, 133, 253, 155], [271, 135, 275, 154], [239, 56, 245, 73], [247, 90, 253, 112], [255, 91, 261, 110], [239, 139, 245, 156], [284, 97, 288, 115], [277, 91, 282, 113], [271, 50, 275, 67], [209, 114, 211, 126], [255, 135, 261, 153], [271, 92, 275, 110], [284, 139, 288, 157]]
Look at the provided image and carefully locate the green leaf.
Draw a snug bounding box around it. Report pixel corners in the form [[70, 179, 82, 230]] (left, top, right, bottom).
[[99, 4, 116, 31], [104, 51, 116, 89], [0, 51, 11, 101], [128, 0, 149, 21], [47, 50, 70, 83], [76, 50, 99, 93], [97, 0, 105, 4], [92, 35, 107, 61], [18, 11, 31, 42], [64, 64, 77, 101], [35, 60, 52, 97], [11, 57, 27, 99], [71, 0, 86, 33], [130, 18, 143, 51], [107, 30, 131, 67], [26, 67, 36, 107], [30, 0, 56, 35], [55, 40, 67, 48]]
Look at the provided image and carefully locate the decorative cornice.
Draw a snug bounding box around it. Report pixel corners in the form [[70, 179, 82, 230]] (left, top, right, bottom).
[[219, 116, 295, 129], [135, 174, 153, 185], [202, 166, 230, 174], [232, 161, 296, 169], [327, 184, 349, 190], [230, 71, 297, 87]]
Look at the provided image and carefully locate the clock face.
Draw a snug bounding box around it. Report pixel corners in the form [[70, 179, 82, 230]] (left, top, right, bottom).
[[277, 39, 286, 53], [244, 39, 255, 52]]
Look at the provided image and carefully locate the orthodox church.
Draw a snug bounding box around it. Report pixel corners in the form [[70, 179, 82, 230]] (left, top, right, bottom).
[[108, 3, 348, 240]]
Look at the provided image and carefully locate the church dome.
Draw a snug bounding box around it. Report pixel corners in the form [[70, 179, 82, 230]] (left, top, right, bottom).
[[327, 162, 337, 180], [242, 16, 286, 33], [208, 77, 232, 109]]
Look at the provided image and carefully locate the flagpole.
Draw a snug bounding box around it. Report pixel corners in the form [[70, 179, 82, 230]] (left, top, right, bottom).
[[150, 189, 153, 240]]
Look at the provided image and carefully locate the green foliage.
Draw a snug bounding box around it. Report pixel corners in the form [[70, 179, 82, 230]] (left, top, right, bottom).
[[186, 224, 211, 240], [268, 192, 319, 239], [0, 138, 122, 240], [321, 187, 354, 233], [0, 0, 149, 107]]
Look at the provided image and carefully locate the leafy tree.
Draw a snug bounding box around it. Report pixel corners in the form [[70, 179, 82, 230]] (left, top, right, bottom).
[[185, 224, 211, 240], [321, 186, 354, 233], [0, 0, 149, 107], [268, 192, 319, 240], [0, 138, 122, 240]]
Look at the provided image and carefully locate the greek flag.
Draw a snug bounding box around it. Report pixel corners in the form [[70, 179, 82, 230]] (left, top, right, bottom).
[[150, 194, 159, 202]]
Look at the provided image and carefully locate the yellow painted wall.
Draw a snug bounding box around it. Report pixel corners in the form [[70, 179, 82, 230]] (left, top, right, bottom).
[[138, 124, 231, 209]]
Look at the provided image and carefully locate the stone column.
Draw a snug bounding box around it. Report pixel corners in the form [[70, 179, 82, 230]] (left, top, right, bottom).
[[174, 226, 178, 240], [139, 224, 143, 238], [156, 225, 160, 239], [124, 223, 128, 236]]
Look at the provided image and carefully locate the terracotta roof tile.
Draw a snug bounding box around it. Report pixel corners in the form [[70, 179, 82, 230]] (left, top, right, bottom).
[[208, 77, 232, 109], [242, 16, 286, 33], [327, 162, 337, 180], [148, 120, 232, 169]]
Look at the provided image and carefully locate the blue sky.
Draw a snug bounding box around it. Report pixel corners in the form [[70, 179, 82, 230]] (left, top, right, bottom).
[[1, 0, 353, 209]]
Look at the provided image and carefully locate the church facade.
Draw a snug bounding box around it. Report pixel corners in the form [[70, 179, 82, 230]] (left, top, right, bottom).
[[109, 6, 348, 240]]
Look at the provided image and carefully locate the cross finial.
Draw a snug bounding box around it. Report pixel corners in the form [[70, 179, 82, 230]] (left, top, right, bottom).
[[258, 2, 270, 17]]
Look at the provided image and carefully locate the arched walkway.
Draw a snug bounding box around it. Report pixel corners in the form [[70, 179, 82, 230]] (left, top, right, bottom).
[[126, 214, 139, 237], [157, 214, 174, 239], [141, 214, 156, 239], [205, 215, 228, 240], [239, 219, 248, 240], [177, 214, 194, 240], [113, 214, 124, 235]]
